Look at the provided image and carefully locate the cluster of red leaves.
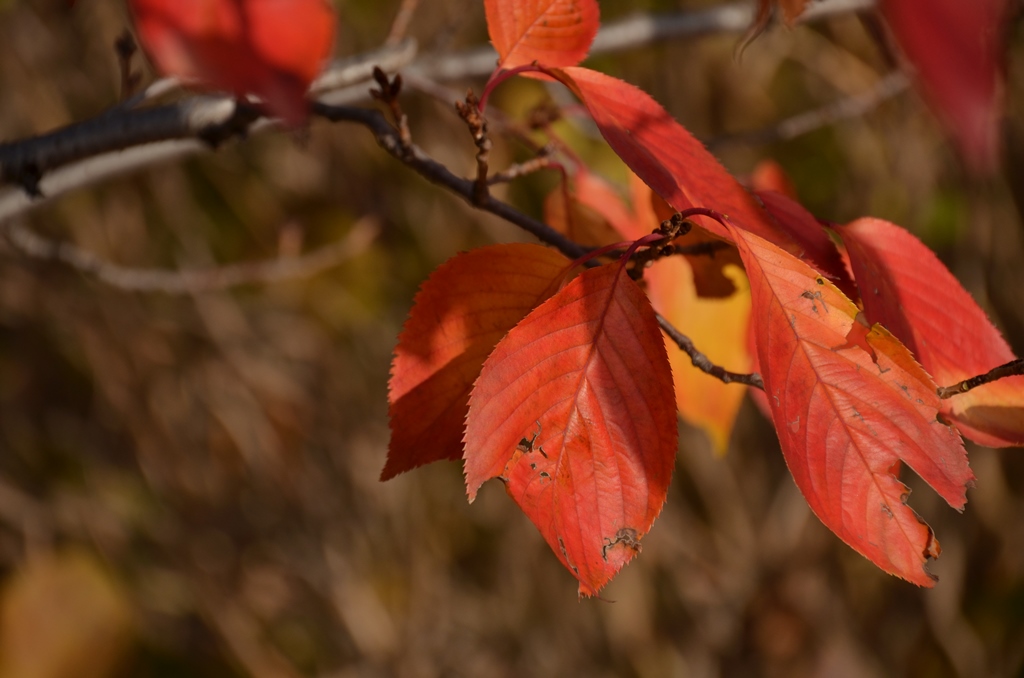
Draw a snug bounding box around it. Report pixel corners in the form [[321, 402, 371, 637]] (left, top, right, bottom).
[[122, 0, 1019, 595], [127, 0, 336, 125], [383, 0, 1022, 596]]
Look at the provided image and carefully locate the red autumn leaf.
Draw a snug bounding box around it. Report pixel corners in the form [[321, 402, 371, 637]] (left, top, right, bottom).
[[732, 223, 973, 585], [550, 67, 849, 289], [485, 0, 599, 71], [383, 244, 572, 480], [841, 218, 1024, 447], [880, 0, 1008, 173], [548, 171, 753, 453], [755, 190, 857, 300], [128, 0, 336, 126], [464, 263, 677, 596]]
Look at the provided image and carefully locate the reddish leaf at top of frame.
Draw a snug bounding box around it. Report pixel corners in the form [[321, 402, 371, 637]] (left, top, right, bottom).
[[840, 217, 1024, 447], [128, 0, 336, 126], [464, 262, 677, 596], [732, 222, 973, 585], [485, 0, 600, 71]]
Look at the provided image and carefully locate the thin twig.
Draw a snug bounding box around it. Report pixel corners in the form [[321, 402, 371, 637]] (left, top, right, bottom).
[[658, 316, 765, 389], [311, 102, 765, 389], [0, 0, 876, 215], [937, 359, 1024, 400], [455, 91, 492, 204], [487, 153, 554, 185], [3, 218, 378, 294], [371, 68, 412, 149]]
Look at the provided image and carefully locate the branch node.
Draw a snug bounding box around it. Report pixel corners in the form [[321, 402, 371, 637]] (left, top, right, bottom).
[[371, 66, 412, 150], [115, 30, 142, 101], [455, 90, 491, 205], [196, 101, 262, 148]]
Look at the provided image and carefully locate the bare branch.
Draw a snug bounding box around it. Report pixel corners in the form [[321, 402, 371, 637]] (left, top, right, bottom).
[[4, 218, 378, 294], [0, 39, 418, 204], [937, 359, 1024, 400], [0, 0, 877, 221], [657, 316, 765, 390]]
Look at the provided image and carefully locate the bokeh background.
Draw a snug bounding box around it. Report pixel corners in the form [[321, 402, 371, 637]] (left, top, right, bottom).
[[1, 1, 1024, 676]]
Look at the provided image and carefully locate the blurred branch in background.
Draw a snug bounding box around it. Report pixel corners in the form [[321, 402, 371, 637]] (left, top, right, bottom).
[[2, 217, 378, 293]]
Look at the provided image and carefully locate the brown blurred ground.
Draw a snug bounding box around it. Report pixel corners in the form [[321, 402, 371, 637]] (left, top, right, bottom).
[[0, 1, 1023, 677]]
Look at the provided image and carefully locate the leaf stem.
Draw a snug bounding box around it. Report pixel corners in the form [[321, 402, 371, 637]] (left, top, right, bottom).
[[937, 358, 1024, 399]]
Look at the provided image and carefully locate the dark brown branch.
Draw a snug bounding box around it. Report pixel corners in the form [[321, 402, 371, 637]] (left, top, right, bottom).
[[0, 97, 257, 196], [0, 41, 419, 198], [937, 359, 1024, 400], [312, 102, 587, 257], [312, 102, 765, 390], [0, 1, 877, 218]]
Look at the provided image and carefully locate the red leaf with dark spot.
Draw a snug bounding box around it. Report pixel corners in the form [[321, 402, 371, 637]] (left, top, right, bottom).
[[733, 223, 973, 585], [464, 263, 677, 596]]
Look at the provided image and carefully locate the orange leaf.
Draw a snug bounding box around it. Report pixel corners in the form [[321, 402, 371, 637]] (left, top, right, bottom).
[[464, 263, 677, 596], [880, 0, 1008, 173], [841, 217, 1024, 447], [651, 257, 752, 454], [383, 244, 572, 480], [732, 224, 973, 585], [485, 0, 600, 71], [128, 0, 336, 126]]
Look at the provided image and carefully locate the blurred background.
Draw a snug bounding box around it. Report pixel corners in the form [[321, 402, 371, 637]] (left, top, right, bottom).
[[0, 0, 1023, 676]]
